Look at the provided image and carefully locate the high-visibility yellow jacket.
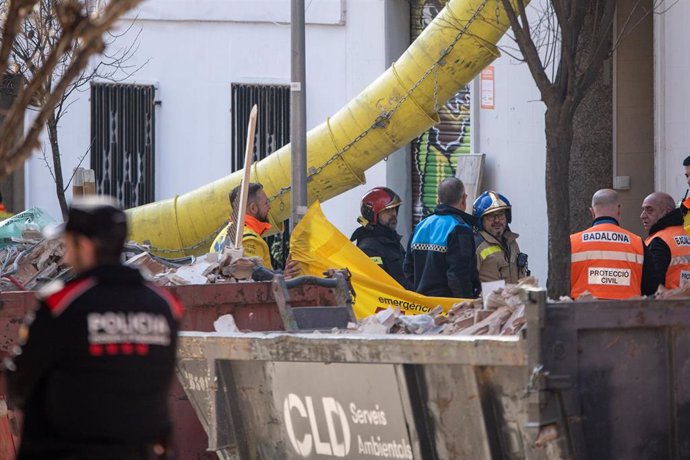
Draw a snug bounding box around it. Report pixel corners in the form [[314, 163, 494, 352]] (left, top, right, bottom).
[[0, 204, 13, 220], [210, 215, 273, 269], [570, 220, 644, 300]]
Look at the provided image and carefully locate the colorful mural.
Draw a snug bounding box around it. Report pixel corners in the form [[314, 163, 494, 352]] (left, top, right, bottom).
[[410, 0, 472, 222]]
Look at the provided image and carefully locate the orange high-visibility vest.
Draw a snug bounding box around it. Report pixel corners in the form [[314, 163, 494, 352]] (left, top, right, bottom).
[[571, 222, 644, 299], [645, 225, 690, 289]]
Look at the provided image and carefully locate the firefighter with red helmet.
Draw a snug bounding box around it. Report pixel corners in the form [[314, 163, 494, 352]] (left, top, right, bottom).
[[473, 190, 529, 284], [350, 187, 412, 289]]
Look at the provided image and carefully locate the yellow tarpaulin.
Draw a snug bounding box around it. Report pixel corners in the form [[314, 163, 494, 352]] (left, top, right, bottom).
[[290, 202, 471, 319]]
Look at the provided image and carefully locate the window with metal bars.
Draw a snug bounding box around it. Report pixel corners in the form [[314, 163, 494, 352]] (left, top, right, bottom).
[[90, 83, 156, 209], [231, 83, 291, 268], [231, 83, 290, 171]]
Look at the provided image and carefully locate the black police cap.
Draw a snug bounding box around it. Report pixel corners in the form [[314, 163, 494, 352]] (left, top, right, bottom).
[[48, 196, 127, 240]]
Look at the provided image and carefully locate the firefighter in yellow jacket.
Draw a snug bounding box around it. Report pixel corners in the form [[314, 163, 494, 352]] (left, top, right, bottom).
[[210, 183, 300, 277], [473, 191, 528, 284], [571, 189, 655, 299]]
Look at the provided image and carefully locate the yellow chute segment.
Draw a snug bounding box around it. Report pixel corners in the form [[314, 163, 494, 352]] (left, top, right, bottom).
[[126, 0, 524, 256], [290, 202, 469, 319]]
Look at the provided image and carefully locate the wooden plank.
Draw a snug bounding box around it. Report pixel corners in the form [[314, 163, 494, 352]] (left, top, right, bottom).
[[455, 153, 485, 207], [72, 167, 84, 197], [83, 169, 96, 195], [232, 104, 258, 250]]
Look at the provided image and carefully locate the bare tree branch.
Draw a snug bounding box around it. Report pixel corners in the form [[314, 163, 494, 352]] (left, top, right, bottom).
[[64, 140, 92, 190], [0, 0, 144, 179], [501, 0, 556, 103], [39, 142, 56, 182]]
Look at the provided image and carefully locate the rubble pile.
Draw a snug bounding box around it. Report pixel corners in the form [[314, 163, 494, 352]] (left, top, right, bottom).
[[0, 238, 69, 291], [356, 277, 539, 336], [652, 282, 690, 300], [0, 236, 269, 290], [126, 251, 264, 286]]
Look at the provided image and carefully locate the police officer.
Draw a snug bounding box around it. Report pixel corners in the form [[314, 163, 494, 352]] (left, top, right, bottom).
[[641, 191, 690, 290], [5, 196, 183, 459], [571, 189, 654, 299], [350, 187, 412, 289], [403, 177, 480, 298], [473, 191, 528, 284]]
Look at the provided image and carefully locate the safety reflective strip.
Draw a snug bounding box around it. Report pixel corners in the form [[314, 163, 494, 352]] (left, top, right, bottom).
[[670, 255, 690, 266], [480, 245, 502, 260], [411, 243, 447, 253], [571, 250, 643, 264], [370, 256, 383, 265]]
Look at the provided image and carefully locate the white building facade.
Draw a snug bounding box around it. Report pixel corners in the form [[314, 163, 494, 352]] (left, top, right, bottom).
[[21, 0, 689, 285]]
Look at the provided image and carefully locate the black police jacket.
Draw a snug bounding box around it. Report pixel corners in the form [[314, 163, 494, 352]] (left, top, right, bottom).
[[350, 224, 413, 290], [6, 264, 183, 457], [403, 204, 480, 298]]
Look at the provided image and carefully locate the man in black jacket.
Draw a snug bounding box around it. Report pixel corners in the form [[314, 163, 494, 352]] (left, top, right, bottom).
[[350, 187, 412, 289], [5, 196, 183, 460], [641, 192, 690, 291], [404, 177, 480, 298]]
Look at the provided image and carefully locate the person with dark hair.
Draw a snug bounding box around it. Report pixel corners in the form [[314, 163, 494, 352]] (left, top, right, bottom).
[[5, 195, 183, 459], [683, 156, 690, 201], [403, 177, 480, 298], [641, 192, 690, 290], [210, 182, 273, 265], [350, 187, 412, 289], [210, 182, 300, 277]]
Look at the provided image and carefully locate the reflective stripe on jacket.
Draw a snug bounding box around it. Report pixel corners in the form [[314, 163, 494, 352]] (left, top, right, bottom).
[[403, 204, 480, 298], [645, 226, 690, 289], [210, 224, 273, 269], [570, 222, 644, 299], [475, 229, 525, 284]]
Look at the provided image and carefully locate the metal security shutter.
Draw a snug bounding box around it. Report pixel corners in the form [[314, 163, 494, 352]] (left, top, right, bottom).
[[231, 84, 290, 171], [410, 0, 472, 223], [90, 83, 155, 209]]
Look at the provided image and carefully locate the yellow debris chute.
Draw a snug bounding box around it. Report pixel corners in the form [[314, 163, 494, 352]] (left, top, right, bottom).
[[126, 0, 520, 257]]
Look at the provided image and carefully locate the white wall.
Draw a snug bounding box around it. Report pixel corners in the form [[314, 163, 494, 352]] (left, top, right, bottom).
[[475, 24, 548, 285], [23, 0, 550, 285], [318, 0, 388, 238], [656, 1, 690, 197], [24, 0, 389, 235]]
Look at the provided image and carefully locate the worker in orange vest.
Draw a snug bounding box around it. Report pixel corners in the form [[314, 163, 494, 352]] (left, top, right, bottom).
[[571, 189, 654, 299], [641, 192, 690, 290]]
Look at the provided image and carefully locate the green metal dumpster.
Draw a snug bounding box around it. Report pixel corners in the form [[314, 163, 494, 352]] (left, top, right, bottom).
[[176, 288, 690, 459]]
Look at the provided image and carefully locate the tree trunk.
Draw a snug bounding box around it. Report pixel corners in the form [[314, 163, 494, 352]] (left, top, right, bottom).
[[545, 105, 574, 298], [47, 113, 68, 219], [570, 61, 613, 233]]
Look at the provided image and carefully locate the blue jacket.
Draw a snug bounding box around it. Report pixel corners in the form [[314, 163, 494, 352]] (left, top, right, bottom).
[[404, 204, 480, 298]]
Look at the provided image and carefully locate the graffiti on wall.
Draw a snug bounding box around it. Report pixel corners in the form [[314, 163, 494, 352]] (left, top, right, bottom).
[[410, 0, 472, 222]]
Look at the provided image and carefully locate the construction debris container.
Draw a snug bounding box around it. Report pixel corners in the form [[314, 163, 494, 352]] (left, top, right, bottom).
[[0, 281, 336, 460], [176, 288, 690, 459]]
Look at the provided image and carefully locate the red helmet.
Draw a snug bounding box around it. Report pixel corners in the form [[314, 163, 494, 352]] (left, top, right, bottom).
[[360, 187, 402, 225]]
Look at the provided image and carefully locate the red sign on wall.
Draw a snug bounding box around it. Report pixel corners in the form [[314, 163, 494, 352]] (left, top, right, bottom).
[[480, 66, 495, 110]]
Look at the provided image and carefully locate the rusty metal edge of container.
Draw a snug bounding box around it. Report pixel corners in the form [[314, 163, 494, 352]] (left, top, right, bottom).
[[177, 332, 527, 367]]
